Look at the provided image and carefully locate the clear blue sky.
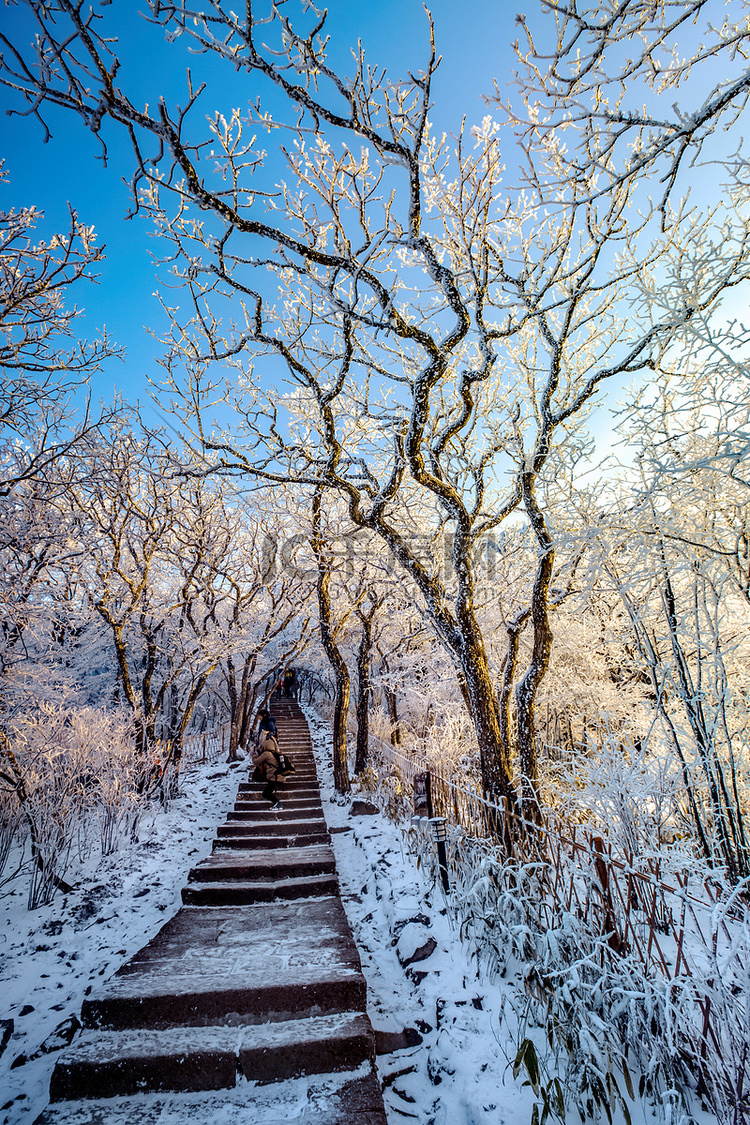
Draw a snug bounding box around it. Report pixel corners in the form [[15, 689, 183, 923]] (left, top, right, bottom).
[[1, 1, 519, 414]]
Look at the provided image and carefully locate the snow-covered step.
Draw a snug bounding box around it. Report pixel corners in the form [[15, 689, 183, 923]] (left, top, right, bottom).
[[214, 832, 331, 850], [182, 872, 339, 905], [239, 783, 319, 792], [236, 785, 319, 793], [215, 819, 328, 837], [236, 792, 320, 803], [233, 801, 323, 815], [80, 899, 367, 1031], [49, 1012, 375, 1100], [38, 1067, 388, 1125], [244, 774, 319, 783], [187, 845, 336, 883], [225, 813, 328, 832]]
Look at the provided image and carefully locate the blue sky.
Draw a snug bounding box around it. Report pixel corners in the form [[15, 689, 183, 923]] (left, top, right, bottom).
[[1, 1, 519, 414]]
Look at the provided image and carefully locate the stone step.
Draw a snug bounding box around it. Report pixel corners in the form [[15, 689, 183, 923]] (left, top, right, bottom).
[[231, 808, 323, 821], [80, 899, 366, 1031], [236, 795, 320, 805], [216, 819, 328, 837], [182, 873, 339, 905], [221, 821, 328, 837], [256, 742, 314, 748], [49, 1012, 374, 1101], [239, 776, 319, 787], [234, 798, 323, 812], [237, 787, 321, 799], [219, 819, 328, 838], [251, 751, 317, 760], [38, 1068, 388, 1125], [238, 779, 317, 789], [227, 810, 328, 827], [244, 769, 318, 780], [237, 779, 319, 787], [187, 845, 336, 882], [214, 833, 331, 850], [252, 741, 312, 747], [236, 781, 320, 791]]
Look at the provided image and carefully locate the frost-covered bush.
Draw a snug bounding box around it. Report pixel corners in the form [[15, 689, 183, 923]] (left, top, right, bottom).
[[442, 828, 749, 1124], [0, 704, 142, 907], [543, 735, 689, 860], [354, 762, 415, 823], [0, 782, 24, 888]]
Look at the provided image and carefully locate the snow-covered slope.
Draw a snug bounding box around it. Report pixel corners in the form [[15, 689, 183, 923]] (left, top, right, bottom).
[[2, 714, 693, 1125]]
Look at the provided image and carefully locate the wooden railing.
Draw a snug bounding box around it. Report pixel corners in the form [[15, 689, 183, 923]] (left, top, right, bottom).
[[180, 724, 230, 768]]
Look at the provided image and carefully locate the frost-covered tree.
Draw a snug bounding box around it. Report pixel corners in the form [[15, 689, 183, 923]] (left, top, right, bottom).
[[212, 491, 314, 762], [0, 177, 122, 494], [4, 1, 750, 814], [594, 403, 750, 877], [56, 423, 250, 780]]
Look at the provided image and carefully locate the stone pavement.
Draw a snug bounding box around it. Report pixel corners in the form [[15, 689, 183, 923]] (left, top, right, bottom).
[[35, 701, 388, 1125]]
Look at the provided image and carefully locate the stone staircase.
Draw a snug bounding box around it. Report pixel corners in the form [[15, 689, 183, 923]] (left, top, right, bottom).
[[35, 701, 388, 1125]]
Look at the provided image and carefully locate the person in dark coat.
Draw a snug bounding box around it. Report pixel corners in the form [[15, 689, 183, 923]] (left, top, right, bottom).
[[256, 710, 277, 745], [253, 733, 283, 809], [283, 669, 296, 698]]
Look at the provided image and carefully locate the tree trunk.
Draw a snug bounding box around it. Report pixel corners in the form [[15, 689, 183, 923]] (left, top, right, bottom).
[[516, 474, 555, 820], [355, 617, 372, 774], [498, 609, 530, 769], [227, 654, 254, 761], [239, 675, 258, 750], [225, 655, 240, 759], [384, 686, 401, 745], [311, 488, 351, 794], [460, 648, 516, 803], [98, 611, 150, 766]]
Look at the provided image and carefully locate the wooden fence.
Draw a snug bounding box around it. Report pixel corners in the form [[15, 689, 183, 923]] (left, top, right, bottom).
[[180, 724, 230, 768]]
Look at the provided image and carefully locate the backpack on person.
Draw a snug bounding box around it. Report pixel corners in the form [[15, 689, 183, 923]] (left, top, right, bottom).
[[272, 749, 296, 779]]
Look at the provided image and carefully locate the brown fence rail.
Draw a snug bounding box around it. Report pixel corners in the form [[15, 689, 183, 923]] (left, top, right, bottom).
[[180, 724, 230, 768]]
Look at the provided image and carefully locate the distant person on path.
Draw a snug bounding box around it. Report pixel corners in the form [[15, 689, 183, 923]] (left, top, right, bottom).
[[253, 732, 284, 810], [283, 669, 296, 698]]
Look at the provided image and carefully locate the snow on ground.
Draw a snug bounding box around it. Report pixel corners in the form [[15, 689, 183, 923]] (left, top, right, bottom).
[[305, 707, 536, 1125], [0, 760, 242, 1125], [0, 712, 697, 1125], [303, 706, 694, 1125]]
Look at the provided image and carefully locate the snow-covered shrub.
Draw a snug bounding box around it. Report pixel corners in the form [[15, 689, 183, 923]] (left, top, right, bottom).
[[543, 733, 689, 861], [0, 779, 24, 888], [1, 704, 142, 907], [666, 881, 750, 1125], [355, 761, 415, 823], [443, 825, 749, 1124], [92, 720, 144, 855]]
